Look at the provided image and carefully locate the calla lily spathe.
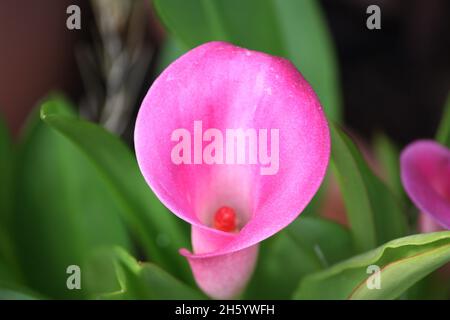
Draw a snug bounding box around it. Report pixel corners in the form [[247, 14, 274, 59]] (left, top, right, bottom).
[[134, 42, 330, 298], [401, 140, 450, 230]]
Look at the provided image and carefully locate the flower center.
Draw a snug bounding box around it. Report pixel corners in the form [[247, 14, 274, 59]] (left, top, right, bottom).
[[213, 206, 237, 232]]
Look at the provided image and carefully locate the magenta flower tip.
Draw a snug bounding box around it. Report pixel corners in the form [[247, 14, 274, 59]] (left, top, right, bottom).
[[134, 41, 330, 298], [401, 140, 450, 230]]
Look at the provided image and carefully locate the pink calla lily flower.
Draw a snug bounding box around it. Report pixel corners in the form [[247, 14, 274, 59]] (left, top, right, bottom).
[[401, 140, 450, 230], [134, 41, 330, 298]]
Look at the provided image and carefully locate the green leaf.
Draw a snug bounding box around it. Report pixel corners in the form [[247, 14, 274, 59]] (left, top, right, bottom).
[[13, 101, 132, 298], [273, 0, 341, 122], [89, 247, 205, 300], [244, 217, 353, 299], [40, 96, 192, 282], [297, 171, 330, 219], [373, 133, 405, 200], [330, 124, 408, 252], [153, 0, 341, 121], [0, 114, 17, 273], [83, 248, 122, 296], [293, 231, 450, 299], [286, 216, 354, 266], [0, 262, 45, 300], [0, 288, 41, 300], [0, 113, 12, 222], [0, 261, 19, 290], [244, 232, 320, 299], [155, 36, 186, 76], [436, 92, 450, 147]]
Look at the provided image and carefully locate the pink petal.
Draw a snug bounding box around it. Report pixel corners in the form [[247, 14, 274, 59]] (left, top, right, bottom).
[[401, 140, 450, 229], [134, 41, 330, 297], [419, 213, 444, 233], [181, 226, 258, 299]]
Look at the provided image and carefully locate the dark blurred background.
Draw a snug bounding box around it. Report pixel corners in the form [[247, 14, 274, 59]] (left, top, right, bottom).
[[0, 0, 448, 146]]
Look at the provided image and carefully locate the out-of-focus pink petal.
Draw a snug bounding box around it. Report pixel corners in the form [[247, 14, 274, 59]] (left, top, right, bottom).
[[401, 140, 450, 229], [180, 226, 258, 299], [419, 213, 444, 233], [134, 41, 330, 298]]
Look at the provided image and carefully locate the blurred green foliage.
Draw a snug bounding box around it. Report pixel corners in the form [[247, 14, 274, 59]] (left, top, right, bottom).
[[436, 93, 450, 147], [373, 133, 405, 200], [245, 216, 354, 299], [40, 98, 192, 283], [0, 93, 448, 300], [0, 0, 449, 300], [153, 0, 342, 122], [294, 231, 450, 299], [85, 247, 206, 299], [13, 100, 132, 298], [330, 124, 408, 252]]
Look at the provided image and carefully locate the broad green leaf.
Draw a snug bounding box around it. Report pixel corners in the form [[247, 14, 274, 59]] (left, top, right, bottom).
[[0, 261, 20, 290], [153, 0, 341, 121], [286, 216, 354, 266], [155, 36, 185, 76], [40, 97, 191, 282], [89, 247, 205, 300], [83, 248, 122, 296], [436, 93, 450, 147], [0, 288, 40, 300], [13, 102, 132, 298], [373, 133, 405, 199], [0, 118, 24, 288], [244, 217, 353, 299], [0, 264, 45, 300], [244, 232, 321, 299], [0, 114, 15, 267], [273, 0, 341, 122], [0, 113, 12, 223], [406, 270, 450, 300], [297, 170, 331, 218], [294, 231, 450, 299], [331, 124, 408, 252]]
